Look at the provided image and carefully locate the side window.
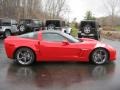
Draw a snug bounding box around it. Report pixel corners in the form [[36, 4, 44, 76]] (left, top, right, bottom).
[[25, 20, 31, 24], [42, 33, 66, 42], [12, 20, 17, 25], [19, 32, 37, 39], [2, 22, 11, 26]]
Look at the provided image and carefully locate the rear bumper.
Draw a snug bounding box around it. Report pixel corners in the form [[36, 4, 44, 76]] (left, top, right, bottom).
[[78, 32, 95, 36]]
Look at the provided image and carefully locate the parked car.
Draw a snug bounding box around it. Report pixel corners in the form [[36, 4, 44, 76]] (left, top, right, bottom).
[[78, 20, 101, 40], [18, 19, 43, 33], [0, 19, 18, 38], [4, 30, 116, 66], [45, 19, 71, 34]]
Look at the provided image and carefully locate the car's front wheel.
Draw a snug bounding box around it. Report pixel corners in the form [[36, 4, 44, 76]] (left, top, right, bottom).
[[14, 48, 35, 66], [91, 48, 109, 65]]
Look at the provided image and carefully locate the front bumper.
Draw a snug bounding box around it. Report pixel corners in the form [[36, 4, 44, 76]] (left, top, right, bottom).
[[108, 46, 116, 61]]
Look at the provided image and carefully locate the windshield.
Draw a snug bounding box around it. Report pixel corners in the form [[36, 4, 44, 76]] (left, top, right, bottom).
[[0, 22, 11, 26], [62, 33, 80, 43]]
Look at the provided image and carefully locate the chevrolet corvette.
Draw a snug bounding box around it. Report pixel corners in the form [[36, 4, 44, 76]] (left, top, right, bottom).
[[4, 30, 116, 66]]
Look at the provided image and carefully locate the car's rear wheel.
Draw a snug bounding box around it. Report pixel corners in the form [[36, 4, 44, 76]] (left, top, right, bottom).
[[91, 48, 109, 65], [14, 48, 35, 66]]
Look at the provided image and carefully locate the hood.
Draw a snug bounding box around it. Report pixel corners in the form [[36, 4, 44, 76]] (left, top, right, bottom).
[[78, 38, 107, 49]]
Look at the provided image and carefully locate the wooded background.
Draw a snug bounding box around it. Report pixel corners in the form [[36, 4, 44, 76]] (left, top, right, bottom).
[[0, 0, 70, 21]]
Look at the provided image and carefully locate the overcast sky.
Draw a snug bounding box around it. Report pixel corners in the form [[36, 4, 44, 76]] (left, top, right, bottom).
[[67, 0, 108, 22]]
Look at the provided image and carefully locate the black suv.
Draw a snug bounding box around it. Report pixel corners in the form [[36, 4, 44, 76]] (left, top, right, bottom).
[[18, 19, 43, 33], [45, 19, 65, 30], [45, 19, 71, 34], [78, 20, 101, 40]]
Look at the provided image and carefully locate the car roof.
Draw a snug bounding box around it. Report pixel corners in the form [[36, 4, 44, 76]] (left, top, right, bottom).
[[46, 19, 65, 22], [40, 30, 62, 33], [0, 19, 16, 22], [20, 19, 40, 21], [39, 30, 64, 35]]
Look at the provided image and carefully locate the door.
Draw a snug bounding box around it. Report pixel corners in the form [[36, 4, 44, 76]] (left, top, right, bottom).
[[11, 20, 18, 33], [39, 33, 80, 61]]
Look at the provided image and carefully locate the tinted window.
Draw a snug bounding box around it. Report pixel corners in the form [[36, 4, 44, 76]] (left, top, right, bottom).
[[20, 20, 31, 24], [19, 32, 37, 39], [42, 33, 66, 42], [33, 20, 42, 26], [2, 22, 11, 26], [46, 20, 61, 27], [62, 33, 80, 43], [12, 20, 17, 25], [80, 21, 96, 28]]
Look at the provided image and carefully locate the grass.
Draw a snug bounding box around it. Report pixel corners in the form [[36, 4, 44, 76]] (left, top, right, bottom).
[[71, 25, 78, 37], [114, 26, 120, 31]]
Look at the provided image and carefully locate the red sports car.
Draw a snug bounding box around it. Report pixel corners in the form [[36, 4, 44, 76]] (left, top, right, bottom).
[[4, 31, 116, 66]]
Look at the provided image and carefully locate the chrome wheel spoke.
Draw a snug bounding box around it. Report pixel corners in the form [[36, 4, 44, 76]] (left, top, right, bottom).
[[93, 49, 107, 64], [17, 50, 32, 65]]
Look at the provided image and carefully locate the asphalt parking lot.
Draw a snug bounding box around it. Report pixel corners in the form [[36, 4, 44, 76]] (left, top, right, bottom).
[[0, 38, 120, 90]]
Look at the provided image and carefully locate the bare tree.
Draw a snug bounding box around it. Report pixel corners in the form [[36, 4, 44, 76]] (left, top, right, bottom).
[[103, 0, 120, 28], [43, 0, 68, 19], [0, 0, 68, 20]]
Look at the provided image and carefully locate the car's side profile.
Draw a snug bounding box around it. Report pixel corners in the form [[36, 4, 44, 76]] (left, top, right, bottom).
[[0, 19, 18, 38], [18, 19, 43, 33], [4, 31, 116, 66]]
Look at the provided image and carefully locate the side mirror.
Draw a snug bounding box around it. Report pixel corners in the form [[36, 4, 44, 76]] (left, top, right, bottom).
[[62, 40, 69, 45]]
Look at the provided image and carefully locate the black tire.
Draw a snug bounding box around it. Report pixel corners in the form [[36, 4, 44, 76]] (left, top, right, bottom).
[[90, 48, 109, 65], [19, 25, 25, 33], [14, 48, 35, 66], [4, 30, 11, 38]]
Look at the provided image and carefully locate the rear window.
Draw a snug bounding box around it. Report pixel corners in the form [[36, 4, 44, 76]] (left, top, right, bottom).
[[33, 20, 42, 26], [20, 20, 31, 24], [1, 22, 11, 26], [80, 21, 96, 28], [19, 32, 38, 39], [46, 20, 61, 27]]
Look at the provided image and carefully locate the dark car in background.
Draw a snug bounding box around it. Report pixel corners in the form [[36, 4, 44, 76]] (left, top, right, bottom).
[[78, 20, 101, 40], [18, 19, 43, 33], [45, 19, 65, 30], [45, 19, 71, 34], [0, 19, 18, 38]]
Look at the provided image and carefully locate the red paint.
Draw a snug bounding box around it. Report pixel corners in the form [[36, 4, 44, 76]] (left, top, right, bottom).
[[4, 32, 116, 63]]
